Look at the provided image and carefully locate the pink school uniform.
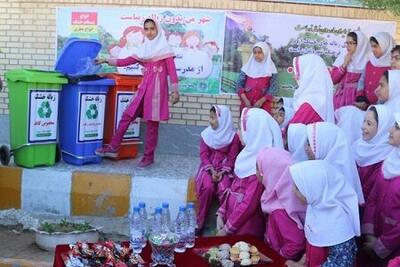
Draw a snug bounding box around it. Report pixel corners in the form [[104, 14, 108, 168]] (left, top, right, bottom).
[[102, 20, 178, 165], [290, 160, 360, 267], [352, 105, 394, 202], [361, 113, 400, 266], [217, 108, 283, 238], [257, 147, 306, 260], [195, 105, 240, 230], [359, 32, 394, 105], [306, 122, 365, 205], [331, 31, 370, 110], [388, 256, 400, 267], [237, 42, 278, 114], [286, 54, 334, 133]]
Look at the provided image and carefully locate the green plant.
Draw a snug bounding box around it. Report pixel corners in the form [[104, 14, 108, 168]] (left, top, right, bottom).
[[360, 0, 400, 15], [39, 219, 94, 233]]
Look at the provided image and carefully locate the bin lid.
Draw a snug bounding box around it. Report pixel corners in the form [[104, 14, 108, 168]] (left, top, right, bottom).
[[55, 38, 102, 76], [5, 69, 68, 84], [70, 76, 115, 86], [106, 73, 142, 87]]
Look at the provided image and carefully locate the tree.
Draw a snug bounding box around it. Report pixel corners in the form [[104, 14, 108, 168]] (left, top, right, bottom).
[[360, 0, 400, 15]]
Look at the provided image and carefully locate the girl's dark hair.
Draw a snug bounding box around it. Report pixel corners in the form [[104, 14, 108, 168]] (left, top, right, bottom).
[[369, 36, 379, 45], [391, 45, 400, 54], [210, 106, 216, 113], [368, 106, 379, 124], [277, 98, 284, 105], [144, 18, 156, 27], [382, 70, 389, 82], [347, 32, 358, 44]]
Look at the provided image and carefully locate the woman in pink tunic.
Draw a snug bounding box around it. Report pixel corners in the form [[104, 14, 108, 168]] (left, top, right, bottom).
[[216, 108, 283, 238], [357, 32, 394, 105], [195, 105, 240, 232], [285, 54, 334, 134], [361, 113, 400, 267], [331, 31, 370, 110], [236, 42, 278, 114], [352, 105, 394, 202], [256, 147, 305, 260], [95, 19, 179, 167]]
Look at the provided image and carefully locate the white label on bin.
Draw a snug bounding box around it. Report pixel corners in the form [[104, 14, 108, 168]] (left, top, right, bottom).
[[115, 92, 140, 140], [28, 90, 59, 143], [77, 93, 106, 143]]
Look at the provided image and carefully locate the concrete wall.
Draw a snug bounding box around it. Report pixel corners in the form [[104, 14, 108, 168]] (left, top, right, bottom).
[[1, 0, 399, 125]]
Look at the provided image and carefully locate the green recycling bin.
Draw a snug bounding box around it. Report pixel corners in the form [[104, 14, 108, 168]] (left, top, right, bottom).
[[4, 69, 67, 168]]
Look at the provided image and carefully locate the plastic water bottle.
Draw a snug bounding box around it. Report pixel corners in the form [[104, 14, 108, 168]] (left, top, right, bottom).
[[152, 207, 163, 234], [186, 202, 197, 248], [130, 207, 145, 253], [174, 206, 187, 253], [138, 202, 148, 221], [161, 202, 172, 231], [138, 202, 148, 247]]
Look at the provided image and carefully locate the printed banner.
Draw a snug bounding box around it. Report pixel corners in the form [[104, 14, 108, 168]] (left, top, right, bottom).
[[57, 7, 396, 96], [28, 90, 59, 143], [78, 93, 107, 142], [115, 92, 140, 139], [222, 11, 396, 95], [57, 7, 226, 94]]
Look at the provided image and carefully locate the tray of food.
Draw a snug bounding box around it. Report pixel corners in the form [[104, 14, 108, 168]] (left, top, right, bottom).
[[194, 241, 274, 267]]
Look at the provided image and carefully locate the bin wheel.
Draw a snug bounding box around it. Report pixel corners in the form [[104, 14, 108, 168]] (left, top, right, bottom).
[[0, 145, 11, 166], [55, 145, 61, 163]]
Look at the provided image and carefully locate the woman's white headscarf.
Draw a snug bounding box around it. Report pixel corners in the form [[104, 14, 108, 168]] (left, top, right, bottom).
[[234, 108, 283, 178], [241, 42, 277, 78]]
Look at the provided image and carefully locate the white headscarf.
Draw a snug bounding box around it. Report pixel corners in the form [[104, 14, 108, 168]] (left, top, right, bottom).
[[307, 122, 365, 204], [234, 108, 283, 178], [241, 42, 277, 78], [333, 31, 370, 73], [335, 68, 400, 146], [382, 112, 400, 179], [287, 123, 308, 163], [385, 70, 400, 114], [293, 54, 334, 123], [290, 160, 360, 247], [370, 32, 395, 68], [353, 105, 394, 167], [335, 106, 365, 145], [137, 19, 174, 61], [200, 105, 236, 150]]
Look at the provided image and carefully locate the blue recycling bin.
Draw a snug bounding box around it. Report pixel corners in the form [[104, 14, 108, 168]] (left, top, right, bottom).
[[55, 38, 115, 165]]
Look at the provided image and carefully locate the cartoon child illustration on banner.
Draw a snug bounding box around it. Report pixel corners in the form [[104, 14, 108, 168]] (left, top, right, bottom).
[[177, 30, 213, 79], [115, 26, 145, 75]]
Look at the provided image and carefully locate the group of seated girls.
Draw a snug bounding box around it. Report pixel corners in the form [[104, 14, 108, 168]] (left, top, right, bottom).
[[194, 30, 400, 267]]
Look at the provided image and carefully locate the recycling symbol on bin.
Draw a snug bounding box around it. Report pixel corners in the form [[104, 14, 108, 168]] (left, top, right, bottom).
[[38, 101, 52, 118], [86, 104, 98, 119]]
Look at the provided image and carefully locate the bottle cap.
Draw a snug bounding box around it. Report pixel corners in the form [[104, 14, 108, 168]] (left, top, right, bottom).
[[179, 206, 187, 212], [155, 207, 162, 214]]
